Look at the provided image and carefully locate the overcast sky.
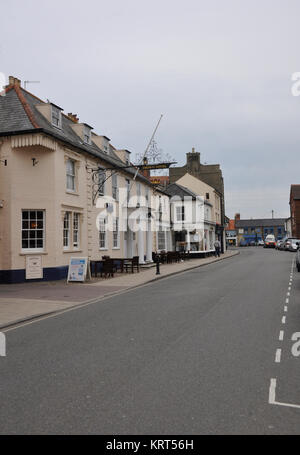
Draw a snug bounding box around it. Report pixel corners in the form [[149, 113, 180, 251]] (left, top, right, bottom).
[[1, 0, 300, 219]]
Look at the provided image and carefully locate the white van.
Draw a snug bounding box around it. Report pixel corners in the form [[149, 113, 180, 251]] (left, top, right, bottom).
[[264, 234, 276, 248]]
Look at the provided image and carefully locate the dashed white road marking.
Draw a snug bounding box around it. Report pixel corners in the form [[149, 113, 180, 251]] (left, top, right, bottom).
[[285, 298, 289, 304], [288, 286, 291, 291], [284, 306, 288, 312], [282, 316, 286, 324], [275, 349, 282, 363], [269, 378, 300, 409], [279, 330, 284, 341], [287, 292, 290, 297]]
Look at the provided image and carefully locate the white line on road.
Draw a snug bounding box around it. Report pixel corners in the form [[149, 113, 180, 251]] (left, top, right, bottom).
[[268, 378, 300, 409], [286, 298, 289, 304], [287, 292, 290, 297], [284, 306, 288, 312], [282, 316, 286, 324], [279, 330, 284, 341], [275, 349, 282, 363], [288, 287, 291, 291]]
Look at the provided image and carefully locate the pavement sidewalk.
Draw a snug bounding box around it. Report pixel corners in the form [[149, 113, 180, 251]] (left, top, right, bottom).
[[0, 249, 239, 329]]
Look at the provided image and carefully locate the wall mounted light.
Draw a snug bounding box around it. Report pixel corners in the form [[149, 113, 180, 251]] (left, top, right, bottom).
[[32, 158, 39, 166], [0, 159, 7, 166]]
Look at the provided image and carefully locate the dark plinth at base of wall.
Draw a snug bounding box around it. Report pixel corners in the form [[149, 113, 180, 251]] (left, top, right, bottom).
[[0, 266, 68, 284]]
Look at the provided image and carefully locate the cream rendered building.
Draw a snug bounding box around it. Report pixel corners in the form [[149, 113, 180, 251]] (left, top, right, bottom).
[[165, 172, 223, 253], [0, 76, 170, 283]]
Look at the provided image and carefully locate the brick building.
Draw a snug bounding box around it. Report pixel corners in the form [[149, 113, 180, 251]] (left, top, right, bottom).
[[289, 185, 300, 238]]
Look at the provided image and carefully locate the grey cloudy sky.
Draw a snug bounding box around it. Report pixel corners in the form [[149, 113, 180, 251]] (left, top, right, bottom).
[[1, 0, 300, 219]]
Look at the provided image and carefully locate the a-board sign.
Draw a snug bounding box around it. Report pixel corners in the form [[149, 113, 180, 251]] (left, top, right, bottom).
[[26, 255, 43, 280], [67, 257, 90, 282]]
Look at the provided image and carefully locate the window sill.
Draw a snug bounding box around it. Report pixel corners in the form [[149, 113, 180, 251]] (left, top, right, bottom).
[[63, 249, 83, 253], [99, 248, 108, 251], [112, 247, 120, 250], [66, 190, 79, 196], [20, 251, 48, 256]]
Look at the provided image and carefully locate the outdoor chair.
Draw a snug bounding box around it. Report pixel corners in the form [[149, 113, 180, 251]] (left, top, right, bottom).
[[124, 256, 139, 273], [102, 259, 116, 278]]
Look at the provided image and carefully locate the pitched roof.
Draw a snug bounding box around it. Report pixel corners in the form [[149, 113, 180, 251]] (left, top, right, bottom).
[[0, 82, 152, 186], [164, 182, 212, 205], [235, 218, 286, 228]]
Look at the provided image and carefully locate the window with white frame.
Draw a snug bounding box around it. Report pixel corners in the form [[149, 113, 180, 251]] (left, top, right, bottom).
[[113, 217, 120, 248], [63, 212, 70, 248], [158, 229, 166, 251], [83, 125, 91, 144], [99, 216, 108, 249], [126, 178, 130, 203], [98, 169, 106, 196], [112, 173, 118, 200], [22, 210, 45, 250], [66, 159, 76, 191], [73, 212, 80, 248], [63, 212, 81, 250], [176, 205, 185, 221], [51, 105, 62, 128]]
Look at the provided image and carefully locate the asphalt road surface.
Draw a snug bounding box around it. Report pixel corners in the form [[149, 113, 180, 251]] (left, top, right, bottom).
[[1, 247, 300, 435]]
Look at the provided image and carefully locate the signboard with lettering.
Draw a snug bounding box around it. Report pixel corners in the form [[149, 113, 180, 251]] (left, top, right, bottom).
[[26, 255, 43, 280], [67, 257, 90, 282]]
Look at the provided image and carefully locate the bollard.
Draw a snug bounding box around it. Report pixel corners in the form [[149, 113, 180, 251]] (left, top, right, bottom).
[[156, 257, 160, 275]]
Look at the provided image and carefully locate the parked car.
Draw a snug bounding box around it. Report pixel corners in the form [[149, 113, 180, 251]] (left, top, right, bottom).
[[283, 237, 299, 251], [258, 239, 264, 246], [249, 240, 256, 246], [296, 246, 300, 271], [264, 234, 276, 248], [276, 240, 283, 249], [288, 239, 300, 252]]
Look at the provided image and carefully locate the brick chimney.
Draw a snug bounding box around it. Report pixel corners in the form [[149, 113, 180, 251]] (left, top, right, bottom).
[[142, 157, 150, 179], [234, 213, 240, 222], [67, 113, 79, 123], [186, 147, 200, 174], [7, 76, 21, 88]]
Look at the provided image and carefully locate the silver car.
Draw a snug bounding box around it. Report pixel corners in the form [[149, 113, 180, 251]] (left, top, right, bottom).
[[288, 239, 300, 252]]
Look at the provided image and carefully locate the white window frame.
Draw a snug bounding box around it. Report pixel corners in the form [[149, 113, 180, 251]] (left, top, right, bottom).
[[21, 210, 45, 253], [66, 158, 76, 192], [63, 211, 81, 251], [73, 212, 80, 249], [176, 205, 185, 222], [112, 173, 118, 200], [158, 229, 166, 251], [113, 217, 120, 249], [51, 105, 62, 129], [63, 211, 71, 250], [99, 216, 108, 250], [83, 125, 91, 144]]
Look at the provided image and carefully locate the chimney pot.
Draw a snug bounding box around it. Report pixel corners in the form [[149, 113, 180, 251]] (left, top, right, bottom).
[[8, 76, 21, 87]]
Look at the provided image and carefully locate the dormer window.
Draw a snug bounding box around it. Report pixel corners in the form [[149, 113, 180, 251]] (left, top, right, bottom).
[[51, 104, 62, 129], [125, 151, 130, 165], [83, 124, 92, 145]]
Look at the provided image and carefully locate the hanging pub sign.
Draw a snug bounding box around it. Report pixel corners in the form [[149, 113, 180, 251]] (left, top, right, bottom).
[[67, 257, 90, 282]]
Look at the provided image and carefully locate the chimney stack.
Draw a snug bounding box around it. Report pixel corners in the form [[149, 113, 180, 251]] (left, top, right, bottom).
[[7, 76, 21, 88], [234, 213, 240, 222], [67, 113, 79, 123], [142, 157, 150, 179]]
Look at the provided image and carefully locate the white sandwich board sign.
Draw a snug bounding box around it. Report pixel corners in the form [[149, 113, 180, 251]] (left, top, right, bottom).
[[67, 257, 90, 282]]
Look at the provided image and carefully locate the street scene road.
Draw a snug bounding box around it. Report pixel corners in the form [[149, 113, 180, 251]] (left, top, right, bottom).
[[1, 247, 300, 434]]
